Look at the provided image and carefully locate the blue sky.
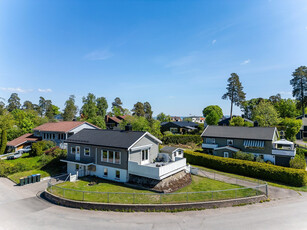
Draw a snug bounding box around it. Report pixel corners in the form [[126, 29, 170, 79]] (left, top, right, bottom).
[[1, 0, 307, 116]]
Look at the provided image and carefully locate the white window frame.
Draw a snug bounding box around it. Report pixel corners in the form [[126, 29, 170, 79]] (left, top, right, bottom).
[[114, 151, 121, 164], [71, 146, 76, 154], [101, 150, 121, 164], [84, 147, 90, 157], [76, 146, 80, 154], [227, 139, 234, 146], [141, 149, 149, 163], [224, 152, 229, 158], [101, 150, 108, 162], [170, 127, 178, 133]]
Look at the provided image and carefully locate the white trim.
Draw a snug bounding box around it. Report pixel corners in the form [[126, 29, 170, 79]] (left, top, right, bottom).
[[84, 147, 90, 157], [130, 144, 153, 151], [127, 132, 162, 150], [200, 125, 209, 137], [224, 152, 229, 158], [214, 146, 240, 152]]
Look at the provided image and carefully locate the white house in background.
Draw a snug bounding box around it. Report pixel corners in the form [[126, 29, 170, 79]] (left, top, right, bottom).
[[61, 126, 190, 183]]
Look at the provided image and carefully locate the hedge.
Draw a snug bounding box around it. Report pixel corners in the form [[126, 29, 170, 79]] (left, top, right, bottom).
[[162, 135, 202, 145], [184, 150, 307, 187]]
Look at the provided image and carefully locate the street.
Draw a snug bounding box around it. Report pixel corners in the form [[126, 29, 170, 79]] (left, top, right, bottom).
[[0, 178, 307, 230]]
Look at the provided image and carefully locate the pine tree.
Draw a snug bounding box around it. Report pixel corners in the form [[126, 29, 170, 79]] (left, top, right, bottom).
[[290, 66, 307, 116], [222, 73, 246, 119]]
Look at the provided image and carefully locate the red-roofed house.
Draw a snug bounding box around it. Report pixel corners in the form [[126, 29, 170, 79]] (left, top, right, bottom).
[[7, 121, 100, 152], [105, 115, 129, 129]]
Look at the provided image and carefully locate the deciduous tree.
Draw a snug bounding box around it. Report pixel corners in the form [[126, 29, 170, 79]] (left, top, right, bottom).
[[202, 105, 223, 119], [252, 101, 279, 127]]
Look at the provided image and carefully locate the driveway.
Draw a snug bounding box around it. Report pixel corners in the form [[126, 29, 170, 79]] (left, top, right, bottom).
[[0, 178, 307, 230]]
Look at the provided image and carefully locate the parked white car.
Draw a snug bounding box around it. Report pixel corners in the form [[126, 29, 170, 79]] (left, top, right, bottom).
[[7, 152, 22, 160], [19, 146, 31, 153]]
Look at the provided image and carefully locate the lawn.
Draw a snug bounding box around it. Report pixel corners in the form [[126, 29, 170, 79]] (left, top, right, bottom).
[[48, 175, 258, 204], [2, 153, 64, 184], [192, 164, 307, 193]]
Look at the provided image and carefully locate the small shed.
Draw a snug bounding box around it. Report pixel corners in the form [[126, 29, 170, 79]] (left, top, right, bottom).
[[160, 146, 184, 161]]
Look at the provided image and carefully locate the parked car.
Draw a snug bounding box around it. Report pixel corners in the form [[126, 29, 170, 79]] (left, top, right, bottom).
[[7, 152, 22, 160]]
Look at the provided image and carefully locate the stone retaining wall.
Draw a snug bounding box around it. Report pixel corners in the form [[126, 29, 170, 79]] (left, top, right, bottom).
[[43, 190, 267, 212]]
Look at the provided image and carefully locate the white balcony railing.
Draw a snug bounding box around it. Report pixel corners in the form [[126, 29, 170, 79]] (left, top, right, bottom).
[[128, 158, 188, 180], [202, 143, 218, 149], [272, 148, 296, 157]]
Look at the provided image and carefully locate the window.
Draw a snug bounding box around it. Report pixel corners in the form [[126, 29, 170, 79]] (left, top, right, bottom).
[[84, 148, 90, 156], [104, 168, 108, 177], [206, 138, 215, 144], [115, 151, 121, 164], [115, 170, 120, 179], [170, 128, 178, 133], [76, 146, 80, 154], [227, 139, 234, 146], [108, 151, 114, 163], [224, 152, 229, 158], [102, 150, 108, 162], [142, 149, 149, 161], [71, 146, 76, 154]]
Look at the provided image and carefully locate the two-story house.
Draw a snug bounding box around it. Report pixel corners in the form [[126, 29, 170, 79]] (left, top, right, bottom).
[[61, 126, 189, 183], [7, 121, 99, 152], [201, 126, 296, 167]]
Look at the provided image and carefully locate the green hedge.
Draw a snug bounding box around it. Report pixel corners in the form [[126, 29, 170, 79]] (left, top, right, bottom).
[[162, 135, 202, 145], [184, 150, 307, 187]]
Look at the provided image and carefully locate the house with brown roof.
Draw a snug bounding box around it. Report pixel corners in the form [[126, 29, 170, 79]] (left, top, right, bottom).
[[105, 115, 128, 129], [7, 121, 100, 152]]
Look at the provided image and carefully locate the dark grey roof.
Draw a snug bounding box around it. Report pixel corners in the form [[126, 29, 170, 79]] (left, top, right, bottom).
[[201, 126, 277, 141], [65, 129, 147, 149], [162, 121, 198, 128], [160, 146, 182, 154]]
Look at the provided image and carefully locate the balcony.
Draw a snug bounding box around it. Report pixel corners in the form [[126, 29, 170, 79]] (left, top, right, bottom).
[[272, 148, 296, 157], [202, 143, 218, 149], [128, 158, 188, 180]]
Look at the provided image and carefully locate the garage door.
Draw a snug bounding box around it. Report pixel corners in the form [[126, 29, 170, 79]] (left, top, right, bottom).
[[275, 156, 291, 167]]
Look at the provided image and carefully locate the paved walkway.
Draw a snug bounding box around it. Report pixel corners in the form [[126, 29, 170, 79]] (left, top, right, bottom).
[[194, 167, 300, 200]]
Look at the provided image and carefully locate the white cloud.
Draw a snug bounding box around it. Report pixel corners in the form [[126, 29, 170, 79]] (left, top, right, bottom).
[[38, 88, 52, 93], [0, 87, 32, 93], [84, 49, 113, 60], [241, 59, 250, 65], [212, 39, 216, 44]]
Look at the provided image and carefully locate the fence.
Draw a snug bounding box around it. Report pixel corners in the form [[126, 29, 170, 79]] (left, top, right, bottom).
[[47, 181, 267, 205]]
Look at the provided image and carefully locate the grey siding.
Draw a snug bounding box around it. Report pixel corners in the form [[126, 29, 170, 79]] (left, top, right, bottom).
[[203, 137, 273, 155], [67, 143, 128, 170], [130, 135, 160, 164], [213, 149, 236, 158]]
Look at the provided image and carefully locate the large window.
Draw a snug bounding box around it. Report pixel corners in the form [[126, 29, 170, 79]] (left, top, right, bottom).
[[76, 146, 80, 154], [142, 149, 149, 161], [84, 148, 90, 156], [102, 150, 108, 162], [206, 138, 215, 144], [115, 151, 121, 164], [108, 151, 114, 163]]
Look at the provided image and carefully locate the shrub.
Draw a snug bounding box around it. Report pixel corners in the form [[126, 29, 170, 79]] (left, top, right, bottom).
[[290, 154, 306, 169], [296, 147, 307, 157], [163, 131, 173, 136], [233, 151, 254, 161], [30, 140, 56, 157], [184, 150, 307, 187], [256, 156, 265, 163], [162, 135, 202, 145]]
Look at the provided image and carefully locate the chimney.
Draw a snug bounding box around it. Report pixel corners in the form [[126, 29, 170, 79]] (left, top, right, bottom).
[[125, 124, 132, 131], [254, 121, 259, 127]]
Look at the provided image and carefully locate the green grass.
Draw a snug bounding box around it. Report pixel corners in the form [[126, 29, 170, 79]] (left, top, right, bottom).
[[3, 153, 64, 184], [7, 169, 51, 183], [192, 164, 307, 192], [48, 175, 258, 204]]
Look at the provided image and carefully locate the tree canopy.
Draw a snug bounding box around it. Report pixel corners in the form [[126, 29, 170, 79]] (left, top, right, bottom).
[[290, 66, 307, 116], [202, 105, 223, 119], [252, 101, 279, 127]]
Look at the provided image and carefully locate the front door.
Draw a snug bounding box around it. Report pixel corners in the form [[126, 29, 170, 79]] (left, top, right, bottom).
[[224, 152, 229, 158]]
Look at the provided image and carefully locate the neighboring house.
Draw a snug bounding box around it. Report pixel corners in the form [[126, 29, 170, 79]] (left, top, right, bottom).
[[170, 116, 182, 122], [61, 126, 189, 183], [161, 121, 199, 134], [33, 121, 100, 148], [296, 114, 307, 140], [201, 125, 296, 167], [7, 121, 100, 152], [218, 115, 253, 126], [185, 116, 205, 124], [6, 133, 41, 153], [105, 115, 128, 129]]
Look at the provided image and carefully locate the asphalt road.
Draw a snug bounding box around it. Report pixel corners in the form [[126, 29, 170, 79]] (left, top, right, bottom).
[[0, 178, 307, 230]]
